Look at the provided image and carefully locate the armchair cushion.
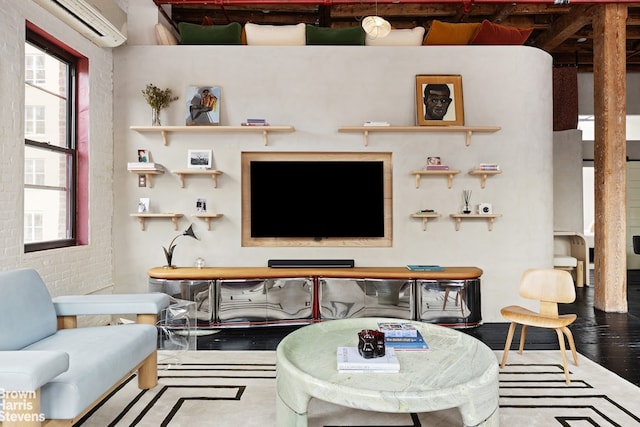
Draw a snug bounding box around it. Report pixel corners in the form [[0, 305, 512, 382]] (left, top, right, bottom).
[[0, 269, 58, 350], [24, 324, 157, 419], [0, 351, 68, 391], [366, 27, 425, 46], [53, 293, 170, 316], [245, 22, 306, 45]]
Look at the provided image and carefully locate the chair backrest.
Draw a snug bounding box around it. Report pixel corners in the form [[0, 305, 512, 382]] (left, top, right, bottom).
[[0, 268, 58, 350], [519, 269, 576, 318]]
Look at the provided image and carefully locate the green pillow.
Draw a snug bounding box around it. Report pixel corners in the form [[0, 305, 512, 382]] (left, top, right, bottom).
[[305, 25, 365, 45], [178, 22, 242, 45]]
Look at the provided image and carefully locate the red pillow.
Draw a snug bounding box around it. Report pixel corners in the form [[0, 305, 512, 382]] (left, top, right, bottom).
[[470, 20, 533, 45]]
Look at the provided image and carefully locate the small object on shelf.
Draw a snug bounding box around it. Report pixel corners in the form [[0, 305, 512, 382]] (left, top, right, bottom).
[[127, 162, 160, 170], [419, 209, 436, 213], [478, 203, 493, 214], [336, 347, 399, 373], [187, 149, 212, 169], [425, 165, 450, 170], [478, 163, 500, 171], [241, 118, 269, 126], [137, 198, 150, 213], [196, 198, 206, 213], [406, 265, 444, 271], [141, 83, 179, 126], [363, 121, 390, 126], [137, 149, 150, 163], [195, 257, 206, 268], [462, 190, 472, 214], [162, 224, 198, 269], [427, 156, 441, 166]]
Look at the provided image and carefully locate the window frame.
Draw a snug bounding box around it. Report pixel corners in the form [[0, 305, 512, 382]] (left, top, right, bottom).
[[24, 24, 87, 253]]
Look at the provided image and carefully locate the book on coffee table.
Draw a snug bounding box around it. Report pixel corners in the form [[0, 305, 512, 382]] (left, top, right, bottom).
[[384, 331, 430, 352], [336, 347, 400, 373]]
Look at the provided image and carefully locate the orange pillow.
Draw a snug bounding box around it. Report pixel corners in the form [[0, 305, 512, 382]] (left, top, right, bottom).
[[423, 20, 481, 45], [469, 20, 533, 45]]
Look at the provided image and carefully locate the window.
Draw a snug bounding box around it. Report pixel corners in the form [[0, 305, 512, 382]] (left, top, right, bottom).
[[24, 25, 88, 252]]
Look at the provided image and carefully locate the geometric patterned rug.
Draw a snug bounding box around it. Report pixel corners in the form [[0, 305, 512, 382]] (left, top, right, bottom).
[[73, 350, 640, 427]]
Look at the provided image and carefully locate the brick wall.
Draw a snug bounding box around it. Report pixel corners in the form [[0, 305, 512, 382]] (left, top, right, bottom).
[[0, 1, 116, 299]]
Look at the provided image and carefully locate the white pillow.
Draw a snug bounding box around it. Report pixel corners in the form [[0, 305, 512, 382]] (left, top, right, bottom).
[[245, 22, 306, 46], [365, 27, 426, 46], [155, 23, 178, 45]]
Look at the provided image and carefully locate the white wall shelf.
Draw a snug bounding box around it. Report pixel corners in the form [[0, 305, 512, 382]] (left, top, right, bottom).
[[410, 213, 441, 231], [128, 169, 164, 188], [171, 169, 223, 188], [131, 213, 183, 231], [450, 214, 502, 231], [337, 125, 501, 146], [192, 213, 224, 230], [130, 125, 295, 146], [411, 170, 461, 189], [468, 169, 502, 189]]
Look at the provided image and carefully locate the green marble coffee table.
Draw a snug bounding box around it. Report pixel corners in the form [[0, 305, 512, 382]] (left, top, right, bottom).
[[276, 318, 499, 426]]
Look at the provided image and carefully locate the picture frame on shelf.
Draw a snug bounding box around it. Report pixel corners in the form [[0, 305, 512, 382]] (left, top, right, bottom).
[[196, 198, 207, 213], [188, 149, 212, 169], [185, 85, 220, 126], [138, 198, 150, 213], [415, 75, 464, 126], [137, 149, 150, 162]]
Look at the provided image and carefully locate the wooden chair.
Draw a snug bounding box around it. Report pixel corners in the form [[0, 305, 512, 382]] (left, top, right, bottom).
[[500, 269, 578, 384]]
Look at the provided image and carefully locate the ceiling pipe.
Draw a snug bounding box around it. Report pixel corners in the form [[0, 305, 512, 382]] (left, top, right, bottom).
[[154, 0, 640, 5]]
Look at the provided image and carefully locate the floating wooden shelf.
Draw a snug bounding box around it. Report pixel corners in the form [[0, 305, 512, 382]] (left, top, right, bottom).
[[450, 214, 502, 231], [191, 213, 224, 230], [171, 169, 223, 188], [130, 125, 295, 146], [337, 125, 501, 146], [410, 169, 461, 189], [130, 213, 183, 231], [128, 169, 164, 188], [468, 169, 502, 189], [411, 213, 441, 231]]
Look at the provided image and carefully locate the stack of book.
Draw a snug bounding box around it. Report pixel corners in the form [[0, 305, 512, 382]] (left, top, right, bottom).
[[336, 346, 400, 373], [478, 163, 500, 171], [378, 321, 430, 351], [426, 164, 450, 170], [127, 162, 159, 170], [241, 118, 269, 126], [363, 121, 390, 127]]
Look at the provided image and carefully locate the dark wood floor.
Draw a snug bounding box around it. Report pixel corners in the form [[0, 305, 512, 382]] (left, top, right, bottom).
[[197, 282, 640, 387]]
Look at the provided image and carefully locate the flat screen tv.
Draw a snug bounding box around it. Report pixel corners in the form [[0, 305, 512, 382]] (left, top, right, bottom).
[[241, 152, 392, 247]]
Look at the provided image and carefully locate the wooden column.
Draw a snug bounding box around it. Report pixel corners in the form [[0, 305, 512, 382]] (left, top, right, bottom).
[[592, 4, 628, 312]]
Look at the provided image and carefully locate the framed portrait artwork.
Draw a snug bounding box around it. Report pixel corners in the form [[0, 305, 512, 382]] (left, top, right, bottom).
[[185, 85, 220, 126], [415, 75, 464, 126]]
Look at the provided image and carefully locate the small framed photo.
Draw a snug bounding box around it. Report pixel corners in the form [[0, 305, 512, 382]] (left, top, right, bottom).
[[137, 198, 150, 213], [196, 198, 207, 213], [415, 75, 464, 126], [137, 149, 150, 163], [188, 149, 212, 169]]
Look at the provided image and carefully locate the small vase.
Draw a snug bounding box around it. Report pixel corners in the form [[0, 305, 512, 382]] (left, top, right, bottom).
[[151, 108, 161, 126], [463, 203, 471, 214]]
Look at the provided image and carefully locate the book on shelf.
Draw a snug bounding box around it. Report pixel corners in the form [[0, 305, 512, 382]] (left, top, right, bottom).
[[363, 121, 390, 127], [336, 347, 400, 373], [426, 165, 450, 171], [478, 163, 500, 171], [127, 162, 160, 170], [406, 265, 444, 271], [377, 321, 418, 338], [241, 122, 270, 126], [385, 331, 430, 352]]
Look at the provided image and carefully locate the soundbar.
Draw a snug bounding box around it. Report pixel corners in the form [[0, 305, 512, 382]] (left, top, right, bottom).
[[268, 259, 355, 268]]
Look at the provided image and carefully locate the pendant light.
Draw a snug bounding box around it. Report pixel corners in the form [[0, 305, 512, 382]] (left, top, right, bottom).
[[362, 1, 391, 39]]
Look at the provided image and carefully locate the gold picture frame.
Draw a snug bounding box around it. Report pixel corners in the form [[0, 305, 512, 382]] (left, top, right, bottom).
[[415, 75, 464, 126]]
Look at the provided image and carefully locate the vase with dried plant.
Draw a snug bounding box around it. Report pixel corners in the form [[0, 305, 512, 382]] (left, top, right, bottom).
[[141, 84, 179, 126]]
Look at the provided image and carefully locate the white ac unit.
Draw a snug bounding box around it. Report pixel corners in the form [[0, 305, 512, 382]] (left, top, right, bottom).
[[33, 0, 127, 48]]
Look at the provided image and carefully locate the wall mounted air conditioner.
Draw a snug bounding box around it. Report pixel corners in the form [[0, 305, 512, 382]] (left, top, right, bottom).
[[33, 0, 127, 47]]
